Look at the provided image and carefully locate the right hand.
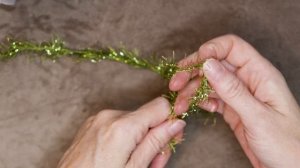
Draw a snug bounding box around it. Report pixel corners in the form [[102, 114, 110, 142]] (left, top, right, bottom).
[[169, 35, 300, 168]]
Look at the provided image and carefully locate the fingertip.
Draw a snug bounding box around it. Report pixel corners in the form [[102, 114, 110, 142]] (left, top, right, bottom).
[[150, 149, 171, 168], [137, 97, 169, 114], [150, 130, 185, 168], [169, 78, 178, 91], [198, 99, 219, 113], [167, 119, 186, 135], [172, 129, 185, 146], [135, 97, 171, 128], [174, 98, 189, 115], [169, 72, 190, 91]]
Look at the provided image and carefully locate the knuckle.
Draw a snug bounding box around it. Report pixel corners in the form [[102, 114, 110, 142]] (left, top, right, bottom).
[[224, 34, 245, 44], [199, 40, 224, 59], [225, 34, 247, 46], [94, 110, 124, 133], [109, 117, 141, 139], [109, 119, 129, 137], [107, 125, 124, 140], [223, 76, 244, 99], [147, 130, 166, 152], [200, 34, 243, 56], [199, 41, 217, 54], [96, 109, 121, 120]]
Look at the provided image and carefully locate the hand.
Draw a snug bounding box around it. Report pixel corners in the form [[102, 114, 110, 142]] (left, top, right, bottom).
[[169, 35, 300, 168], [58, 97, 186, 168]]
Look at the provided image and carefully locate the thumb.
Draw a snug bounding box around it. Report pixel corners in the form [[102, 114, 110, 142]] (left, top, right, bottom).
[[126, 119, 186, 167], [203, 59, 265, 124]]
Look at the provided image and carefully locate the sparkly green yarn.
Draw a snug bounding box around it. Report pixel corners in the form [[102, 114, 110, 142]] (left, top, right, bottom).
[[0, 38, 215, 152], [0, 38, 213, 119]]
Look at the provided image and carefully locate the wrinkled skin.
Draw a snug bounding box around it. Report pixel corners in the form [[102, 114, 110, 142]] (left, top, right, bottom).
[[170, 34, 300, 168], [58, 97, 186, 168], [58, 34, 300, 168]]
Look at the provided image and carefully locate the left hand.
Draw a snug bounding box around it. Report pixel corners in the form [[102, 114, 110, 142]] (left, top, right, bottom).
[[58, 97, 186, 168]]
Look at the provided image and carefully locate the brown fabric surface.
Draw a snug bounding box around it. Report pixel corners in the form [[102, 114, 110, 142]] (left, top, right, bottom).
[[0, 0, 299, 167]]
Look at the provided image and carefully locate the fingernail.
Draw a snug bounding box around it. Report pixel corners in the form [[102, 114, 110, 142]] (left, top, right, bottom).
[[203, 59, 223, 78], [168, 120, 186, 135]]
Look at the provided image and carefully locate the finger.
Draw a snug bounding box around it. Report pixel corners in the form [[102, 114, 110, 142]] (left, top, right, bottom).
[[150, 131, 184, 168], [174, 40, 239, 72], [198, 35, 263, 67], [94, 109, 124, 125], [198, 98, 219, 113], [220, 60, 236, 73], [175, 78, 219, 114], [222, 105, 241, 130], [103, 98, 171, 165], [169, 43, 238, 92], [169, 52, 199, 91], [178, 35, 272, 91], [174, 78, 201, 114], [221, 106, 261, 167], [199, 35, 300, 115], [233, 121, 261, 168], [170, 50, 236, 92], [169, 71, 191, 91], [199, 35, 285, 92], [177, 51, 203, 68], [203, 59, 266, 125], [215, 99, 224, 113], [134, 97, 171, 128], [207, 91, 220, 99], [174, 77, 219, 114], [150, 149, 171, 168], [198, 35, 266, 73], [127, 119, 186, 167], [222, 105, 262, 167]]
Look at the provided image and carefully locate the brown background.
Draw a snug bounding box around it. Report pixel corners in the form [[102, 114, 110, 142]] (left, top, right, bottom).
[[0, 0, 299, 168]]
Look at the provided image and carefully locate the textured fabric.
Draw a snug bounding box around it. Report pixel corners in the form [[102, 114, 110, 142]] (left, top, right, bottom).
[[0, 1, 299, 167]]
